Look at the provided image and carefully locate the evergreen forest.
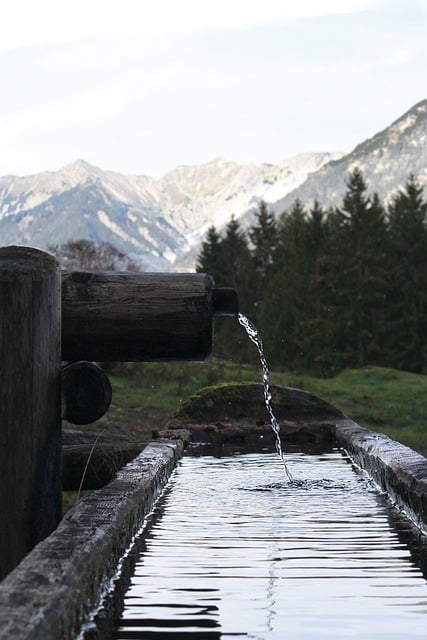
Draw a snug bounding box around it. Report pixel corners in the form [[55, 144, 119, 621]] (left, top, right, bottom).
[[196, 168, 427, 376]]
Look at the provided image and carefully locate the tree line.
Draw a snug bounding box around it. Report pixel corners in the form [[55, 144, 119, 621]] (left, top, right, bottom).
[[196, 168, 427, 376]]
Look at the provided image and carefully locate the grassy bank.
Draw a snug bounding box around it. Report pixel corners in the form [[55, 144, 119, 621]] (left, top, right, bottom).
[[93, 360, 427, 458]]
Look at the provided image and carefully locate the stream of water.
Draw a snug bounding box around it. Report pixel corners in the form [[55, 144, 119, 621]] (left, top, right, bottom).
[[238, 313, 293, 481]]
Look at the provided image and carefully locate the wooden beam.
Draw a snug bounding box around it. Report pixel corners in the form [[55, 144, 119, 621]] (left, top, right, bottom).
[[61, 272, 215, 362]]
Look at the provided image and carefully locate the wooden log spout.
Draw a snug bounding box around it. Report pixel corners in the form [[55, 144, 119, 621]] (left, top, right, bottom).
[[62, 271, 237, 362]]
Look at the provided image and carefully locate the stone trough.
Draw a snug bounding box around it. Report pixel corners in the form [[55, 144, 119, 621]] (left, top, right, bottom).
[[0, 384, 426, 639], [0, 441, 184, 640]]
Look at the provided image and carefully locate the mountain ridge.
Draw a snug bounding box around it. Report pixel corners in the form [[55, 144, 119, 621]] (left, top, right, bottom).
[[271, 99, 427, 216], [0, 152, 339, 270], [0, 99, 426, 270]]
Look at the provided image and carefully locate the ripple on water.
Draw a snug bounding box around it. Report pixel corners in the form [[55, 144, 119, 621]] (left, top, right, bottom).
[[96, 450, 427, 640], [241, 477, 356, 492]]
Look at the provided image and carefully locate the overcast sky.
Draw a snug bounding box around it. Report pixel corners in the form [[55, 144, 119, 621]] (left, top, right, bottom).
[[1, 0, 426, 178]]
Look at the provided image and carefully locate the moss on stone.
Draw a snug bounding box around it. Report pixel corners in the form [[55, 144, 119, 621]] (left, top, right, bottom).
[[176, 382, 345, 425], [181, 382, 255, 411]]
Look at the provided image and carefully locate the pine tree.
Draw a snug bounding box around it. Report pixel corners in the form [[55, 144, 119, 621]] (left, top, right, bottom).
[[195, 225, 225, 283], [387, 176, 427, 372], [332, 168, 389, 368], [220, 215, 251, 292], [296, 201, 335, 372], [206, 216, 253, 363], [195, 171, 427, 375], [248, 200, 277, 323], [260, 199, 310, 370]]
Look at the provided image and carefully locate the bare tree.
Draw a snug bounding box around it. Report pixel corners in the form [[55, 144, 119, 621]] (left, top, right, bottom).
[[49, 239, 141, 272]]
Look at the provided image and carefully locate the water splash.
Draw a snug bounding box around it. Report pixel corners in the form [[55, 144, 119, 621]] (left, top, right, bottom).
[[238, 313, 292, 481]]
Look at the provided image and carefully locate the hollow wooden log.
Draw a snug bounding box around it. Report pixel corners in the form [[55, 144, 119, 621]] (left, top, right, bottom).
[[0, 246, 61, 580], [62, 272, 216, 362], [61, 272, 238, 362]]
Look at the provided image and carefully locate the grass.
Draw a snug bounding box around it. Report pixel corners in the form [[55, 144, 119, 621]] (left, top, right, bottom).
[[285, 366, 427, 456], [94, 359, 266, 440], [89, 359, 427, 458]]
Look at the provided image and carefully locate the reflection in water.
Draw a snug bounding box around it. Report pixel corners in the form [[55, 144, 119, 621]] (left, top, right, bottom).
[[103, 449, 427, 639]]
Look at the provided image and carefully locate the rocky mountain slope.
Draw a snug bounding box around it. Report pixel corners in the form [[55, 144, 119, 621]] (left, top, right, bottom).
[[271, 99, 427, 215], [0, 153, 337, 270], [0, 99, 426, 270]]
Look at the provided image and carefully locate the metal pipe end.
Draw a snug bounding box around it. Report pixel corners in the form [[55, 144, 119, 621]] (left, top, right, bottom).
[[212, 288, 239, 317]]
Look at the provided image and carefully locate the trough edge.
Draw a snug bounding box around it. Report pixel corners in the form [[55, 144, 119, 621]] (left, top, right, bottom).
[[335, 420, 427, 535], [0, 440, 183, 640]]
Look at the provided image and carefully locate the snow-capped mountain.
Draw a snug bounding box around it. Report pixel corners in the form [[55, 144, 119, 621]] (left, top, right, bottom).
[[0, 152, 337, 270], [271, 99, 427, 215], [0, 99, 426, 270]]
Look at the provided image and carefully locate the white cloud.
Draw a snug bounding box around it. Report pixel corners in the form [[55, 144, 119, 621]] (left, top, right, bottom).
[[1, 0, 376, 54]]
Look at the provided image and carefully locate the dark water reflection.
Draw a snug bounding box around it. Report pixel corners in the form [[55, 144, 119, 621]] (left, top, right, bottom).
[[86, 447, 427, 640]]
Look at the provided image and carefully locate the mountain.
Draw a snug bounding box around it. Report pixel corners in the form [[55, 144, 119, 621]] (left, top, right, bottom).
[[0, 153, 337, 270], [0, 99, 426, 270], [271, 99, 427, 215]]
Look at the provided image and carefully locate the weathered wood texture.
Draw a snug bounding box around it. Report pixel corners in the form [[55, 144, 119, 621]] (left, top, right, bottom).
[[62, 442, 146, 490], [62, 427, 145, 490], [62, 271, 215, 362], [0, 246, 61, 580], [61, 361, 112, 424], [0, 442, 184, 640], [62, 427, 132, 446]]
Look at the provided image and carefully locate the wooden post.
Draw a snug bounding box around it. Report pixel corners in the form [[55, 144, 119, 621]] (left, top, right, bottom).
[[0, 246, 61, 580]]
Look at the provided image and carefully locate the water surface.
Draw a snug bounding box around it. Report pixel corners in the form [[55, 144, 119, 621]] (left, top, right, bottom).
[[111, 449, 427, 639]]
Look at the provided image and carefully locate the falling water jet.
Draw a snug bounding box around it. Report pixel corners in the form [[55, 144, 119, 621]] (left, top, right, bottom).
[[238, 313, 293, 481]]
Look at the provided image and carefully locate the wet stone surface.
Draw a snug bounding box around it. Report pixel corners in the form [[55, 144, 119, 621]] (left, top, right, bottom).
[[0, 442, 183, 640], [156, 382, 344, 448], [335, 420, 427, 534]]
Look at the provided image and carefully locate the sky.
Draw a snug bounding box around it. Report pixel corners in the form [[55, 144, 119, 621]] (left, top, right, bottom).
[[0, 0, 426, 178]]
